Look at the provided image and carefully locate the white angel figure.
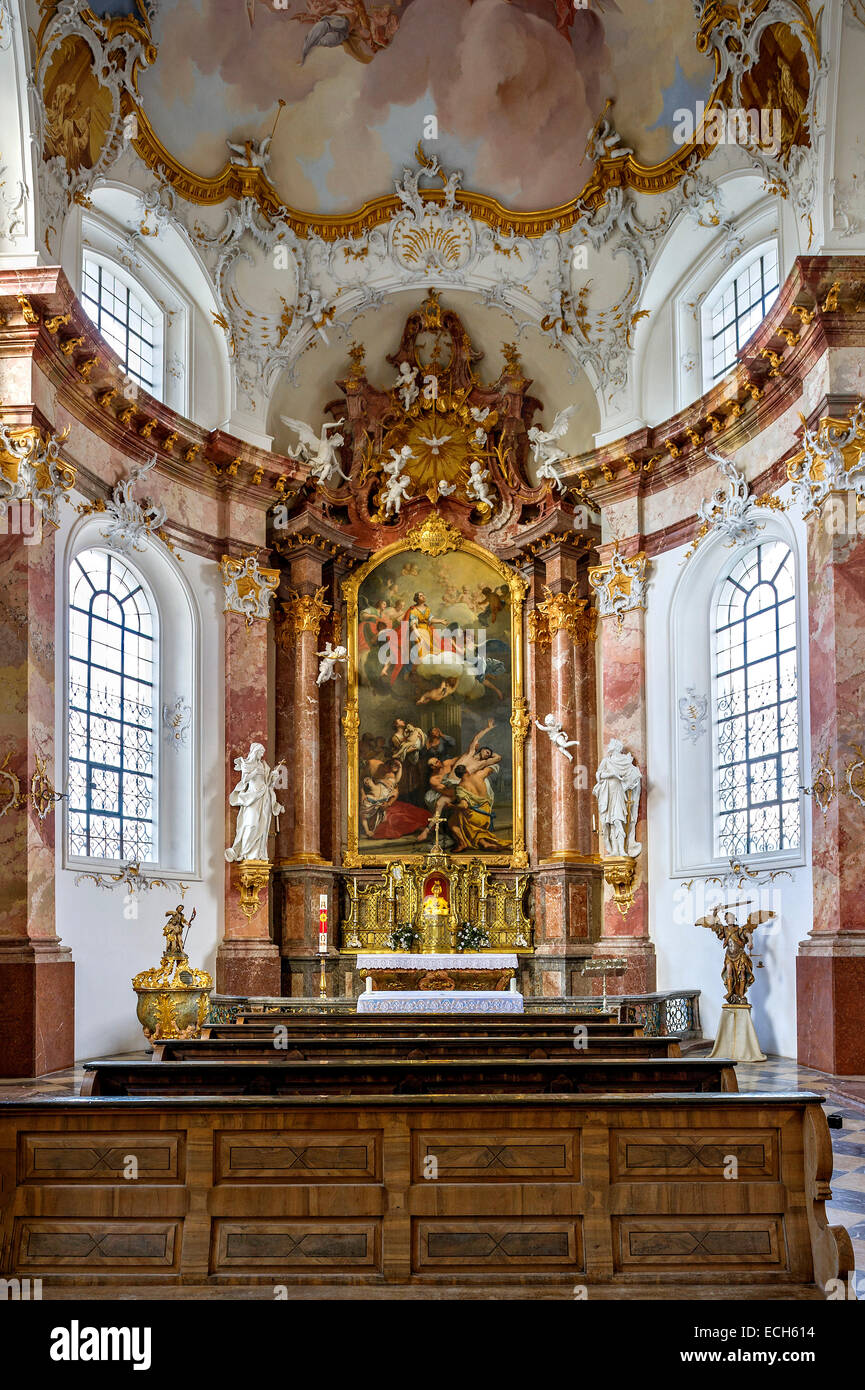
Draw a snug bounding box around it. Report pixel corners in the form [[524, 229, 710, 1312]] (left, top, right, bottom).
[[395, 362, 419, 410], [383, 472, 413, 517], [473, 427, 487, 447], [385, 444, 413, 476], [470, 405, 491, 423], [527, 405, 577, 493], [225, 743, 284, 863], [280, 415, 348, 487], [225, 135, 272, 170], [316, 642, 347, 686], [535, 714, 580, 763], [467, 459, 495, 509], [437, 479, 456, 497]]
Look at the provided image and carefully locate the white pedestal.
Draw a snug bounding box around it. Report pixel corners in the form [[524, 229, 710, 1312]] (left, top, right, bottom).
[[709, 1003, 766, 1062]]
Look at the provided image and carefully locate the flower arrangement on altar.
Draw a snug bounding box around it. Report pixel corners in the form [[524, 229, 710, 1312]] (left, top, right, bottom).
[[456, 921, 491, 952], [387, 921, 420, 952]]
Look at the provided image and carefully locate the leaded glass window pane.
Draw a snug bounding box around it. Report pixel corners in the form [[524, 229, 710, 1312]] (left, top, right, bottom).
[[81, 259, 157, 394], [708, 247, 780, 383], [67, 549, 157, 861], [712, 541, 800, 858]]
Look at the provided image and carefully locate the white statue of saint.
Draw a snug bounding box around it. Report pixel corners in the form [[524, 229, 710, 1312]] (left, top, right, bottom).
[[592, 738, 642, 857], [535, 713, 579, 762], [316, 641, 347, 685], [225, 743, 285, 863]]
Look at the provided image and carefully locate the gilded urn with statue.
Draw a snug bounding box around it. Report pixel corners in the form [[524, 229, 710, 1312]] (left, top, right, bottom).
[[132, 904, 213, 1042]]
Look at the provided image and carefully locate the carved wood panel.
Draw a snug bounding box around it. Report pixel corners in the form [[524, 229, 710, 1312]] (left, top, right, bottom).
[[411, 1129, 579, 1181], [14, 1219, 179, 1269], [610, 1129, 778, 1182], [211, 1219, 380, 1271], [612, 1216, 786, 1270], [214, 1129, 381, 1183], [413, 1219, 583, 1271], [19, 1131, 183, 1183]]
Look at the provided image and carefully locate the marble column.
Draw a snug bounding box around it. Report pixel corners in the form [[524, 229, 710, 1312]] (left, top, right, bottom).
[[0, 527, 74, 1076], [797, 513, 865, 1073], [528, 544, 602, 998], [217, 558, 282, 997], [593, 539, 656, 995], [275, 547, 335, 997]]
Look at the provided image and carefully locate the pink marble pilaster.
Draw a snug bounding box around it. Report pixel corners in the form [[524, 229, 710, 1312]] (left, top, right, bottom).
[[217, 606, 281, 996], [797, 515, 865, 1072], [0, 529, 74, 1076], [595, 539, 655, 993]]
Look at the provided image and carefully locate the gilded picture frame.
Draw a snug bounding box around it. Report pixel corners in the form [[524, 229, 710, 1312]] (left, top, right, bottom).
[[342, 515, 528, 869]]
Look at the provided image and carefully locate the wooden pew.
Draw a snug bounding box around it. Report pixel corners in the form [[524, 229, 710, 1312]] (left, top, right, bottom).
[[152, 1034, 682, 1062], [0, 1092, 852, 1298], [204, 1017, 644, 1040], [81, 1056, 735, 1097]]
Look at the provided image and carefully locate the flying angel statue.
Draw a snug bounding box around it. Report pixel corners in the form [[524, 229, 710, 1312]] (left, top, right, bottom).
[[280, 415, 348, 487], [316, 642, 348, 686], [527, 405, 577, 492]]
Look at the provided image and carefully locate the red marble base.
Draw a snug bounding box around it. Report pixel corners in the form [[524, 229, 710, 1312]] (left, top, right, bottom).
[[797, 946, 865, 1074], [583, 937, 657, 997], [216, 939, 282, 997], [0, 946, 74, 1078]]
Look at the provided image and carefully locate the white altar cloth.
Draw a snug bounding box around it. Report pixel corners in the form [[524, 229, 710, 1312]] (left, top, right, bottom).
[[356, 954, 518, 971], [356, 990, 524, 1015]]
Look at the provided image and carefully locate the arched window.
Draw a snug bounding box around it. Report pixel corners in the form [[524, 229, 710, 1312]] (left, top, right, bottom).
[[712, 540, 800, 858], [81, 255, 164, 397], [67, 549, 157, 861], [701, 241, 780, 391]]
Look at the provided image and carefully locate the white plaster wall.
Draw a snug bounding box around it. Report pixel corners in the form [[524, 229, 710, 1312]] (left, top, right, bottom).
[[53, 503, 226, 1060], [645, 528, 813, 1060]]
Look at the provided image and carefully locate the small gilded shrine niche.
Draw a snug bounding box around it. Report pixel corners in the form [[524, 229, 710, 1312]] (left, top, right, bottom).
[[308, 289, 556, 533], [341, 852, 533, 955]]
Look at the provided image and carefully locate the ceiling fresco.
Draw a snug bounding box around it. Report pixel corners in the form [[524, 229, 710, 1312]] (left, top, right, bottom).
[[77, 0, 711, 218]]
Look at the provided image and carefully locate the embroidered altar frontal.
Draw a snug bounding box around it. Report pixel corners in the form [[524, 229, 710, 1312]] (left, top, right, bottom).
[[356, 991, 524, 1014]]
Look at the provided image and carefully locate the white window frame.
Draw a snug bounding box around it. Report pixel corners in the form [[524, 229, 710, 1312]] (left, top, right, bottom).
[[61, 517, 200, 879], [77, 208, 192, 416], [700, 238, 780, 393], [81, 251, 165, 401], [669, 513, 808, 878], [709, 540, 801, 860]]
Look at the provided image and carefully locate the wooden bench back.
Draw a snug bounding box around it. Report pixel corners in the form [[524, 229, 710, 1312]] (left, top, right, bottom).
[[0, 1093, 851, 1297]]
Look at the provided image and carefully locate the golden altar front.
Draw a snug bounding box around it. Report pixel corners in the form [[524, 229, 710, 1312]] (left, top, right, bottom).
[[340, 851, 533, 955]]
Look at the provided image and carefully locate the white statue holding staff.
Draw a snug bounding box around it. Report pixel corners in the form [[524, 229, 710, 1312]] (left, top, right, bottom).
[[316, 641, 347, 685], [592, 738, 642, 856], [535, 714, 580, 762], [225, 743, 285, 863]]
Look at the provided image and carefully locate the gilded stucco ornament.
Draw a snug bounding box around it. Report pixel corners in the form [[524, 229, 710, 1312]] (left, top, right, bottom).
[[528, 583, 597, 649], [0, 421, 75, 525], [686, 449, 786, 558], [277, 586, 331, 644], [786, 401, 865, 517], [588, 548, 649, 628], [678, 686, 709, 744], [221, 554, 280, 626]]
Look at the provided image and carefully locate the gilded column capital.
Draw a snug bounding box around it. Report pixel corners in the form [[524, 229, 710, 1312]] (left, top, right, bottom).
[[786, 400, 865, 517], [528, 582, 597, 649], [276, 585, 331, 647], [220, 554, 280, 626]]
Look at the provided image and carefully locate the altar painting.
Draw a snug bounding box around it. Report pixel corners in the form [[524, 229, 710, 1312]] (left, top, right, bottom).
[[347, 542, 521, 863]]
